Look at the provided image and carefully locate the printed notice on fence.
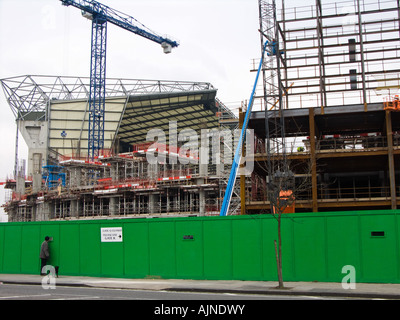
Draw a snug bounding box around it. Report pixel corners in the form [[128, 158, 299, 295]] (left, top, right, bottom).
[[101, 227, 123, 242]]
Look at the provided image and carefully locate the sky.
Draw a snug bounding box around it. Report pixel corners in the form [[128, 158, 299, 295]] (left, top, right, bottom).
[[0, 0, 308, 221]]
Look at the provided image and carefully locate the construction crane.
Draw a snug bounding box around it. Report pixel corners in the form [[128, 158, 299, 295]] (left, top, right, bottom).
[[60, 0, 179, 160]]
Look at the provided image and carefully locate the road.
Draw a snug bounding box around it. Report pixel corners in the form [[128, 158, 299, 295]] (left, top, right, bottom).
[[0, 283, 342, 300], [2, 283, 377, 319]]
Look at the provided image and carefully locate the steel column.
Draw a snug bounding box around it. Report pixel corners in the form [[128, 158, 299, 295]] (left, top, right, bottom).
[[316, 0, 327, 111], [385, 110, 397, 209], [357, 0, 368, 111], [309, 108, 318, 212]]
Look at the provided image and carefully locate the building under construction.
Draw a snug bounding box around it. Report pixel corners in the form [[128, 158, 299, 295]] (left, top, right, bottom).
[[0, 76, 240, 221], [1, 0, 400, 221], [244, 0, 400, 213]]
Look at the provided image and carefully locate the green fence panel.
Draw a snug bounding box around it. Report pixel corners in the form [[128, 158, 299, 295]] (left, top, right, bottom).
[[2, 225, 22, 273], [124, 221, 149, 278], [261, 216, 278, 281], [325, 214, 361, 282], [0, 226, 4, 273], [175, 220, 204, 279], [292, 216, 327, 281], [149, 220, 176, 278], [21, 225, 41, 274], [0, 210, 399, 283], [397, 213, 400, 281], [359, 213, 399, 282], [59, 223, 80, 275], [79, 223, 101, 276], [203, 218, 232, 280], [232, 218, 262, 280]]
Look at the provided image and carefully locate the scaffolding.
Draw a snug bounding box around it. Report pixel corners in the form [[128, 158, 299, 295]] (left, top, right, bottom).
[[3, 109, 241, 221], [0, 73, 244, 221]]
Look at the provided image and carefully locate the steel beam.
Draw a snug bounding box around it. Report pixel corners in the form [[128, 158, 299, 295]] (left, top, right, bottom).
[[385, 110, 397, 209], [308, 108, 318, 212], [316, 0, 327, 111]]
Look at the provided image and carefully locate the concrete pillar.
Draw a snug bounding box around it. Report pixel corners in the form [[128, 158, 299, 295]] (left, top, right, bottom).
[[199, 188, 205, 216], [148, 163, 158, 180], [31, 203, 37, 221], [110, 163, 118, 181], [166, 190, 170, 213], [109, 197, 118, 216], [16, 176, 25, 195], [32, 173, 42, 193], [70, 200, 79, 218], [149, 194, 157, 214], [199, 129, 208, 177], [70, 167, 81, 187], [18, 120, 48, 178], [197, 178, 205, 215], [37, 202, 51, 221]]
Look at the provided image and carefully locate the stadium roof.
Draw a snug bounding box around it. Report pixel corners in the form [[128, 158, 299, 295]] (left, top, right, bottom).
[[0, 75, 215, 120], [1, 76, 235, 156], [118, 89, 218, 145]]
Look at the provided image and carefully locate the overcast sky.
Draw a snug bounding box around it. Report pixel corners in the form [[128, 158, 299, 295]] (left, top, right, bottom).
[[0, 0, 309, 221]]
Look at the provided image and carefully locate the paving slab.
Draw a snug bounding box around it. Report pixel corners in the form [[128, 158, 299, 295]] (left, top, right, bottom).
[[1, 274, 399, 299]]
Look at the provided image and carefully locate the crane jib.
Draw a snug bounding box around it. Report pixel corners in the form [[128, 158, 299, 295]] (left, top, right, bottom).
[[60, 0, 179, 47]]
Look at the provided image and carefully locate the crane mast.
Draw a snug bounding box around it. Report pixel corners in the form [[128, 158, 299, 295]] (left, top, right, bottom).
[[60, 0, 179, 159]]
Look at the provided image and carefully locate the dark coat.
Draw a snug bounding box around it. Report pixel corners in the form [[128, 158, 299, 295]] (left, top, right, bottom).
[[40, 241, 50, 260]]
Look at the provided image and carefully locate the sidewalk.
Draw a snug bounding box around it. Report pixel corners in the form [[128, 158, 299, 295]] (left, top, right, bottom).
[[1, 273, 400, 299]]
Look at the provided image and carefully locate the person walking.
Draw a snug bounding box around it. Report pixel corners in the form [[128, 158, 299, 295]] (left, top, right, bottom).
[[39, 236, 50, 275]]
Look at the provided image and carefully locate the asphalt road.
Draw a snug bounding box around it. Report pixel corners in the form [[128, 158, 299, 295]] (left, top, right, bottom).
[[0, 283, 339, 300], [1, 283, 377, 319]]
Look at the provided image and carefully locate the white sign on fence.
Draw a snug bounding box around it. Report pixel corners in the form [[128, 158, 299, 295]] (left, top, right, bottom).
[[101, 227, 123, 242]]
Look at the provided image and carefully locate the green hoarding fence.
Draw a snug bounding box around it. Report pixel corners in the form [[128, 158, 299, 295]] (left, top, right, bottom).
[[0, 209, 399, 283]]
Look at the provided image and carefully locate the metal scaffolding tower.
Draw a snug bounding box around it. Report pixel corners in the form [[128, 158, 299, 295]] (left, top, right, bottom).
[[258, 0, 293, 213]]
